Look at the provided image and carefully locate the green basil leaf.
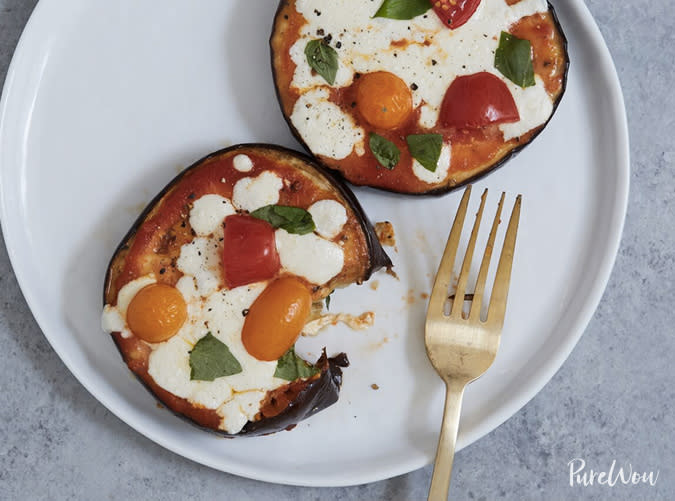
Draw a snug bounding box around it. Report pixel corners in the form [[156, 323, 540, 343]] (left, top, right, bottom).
[[305, 39, 339, 85], [251, 205, 316, 235], [369, 133, 400, 170], [406, 134, 443, 172], [325, 291, 333, 311], [189, 333, 242, 381], [494, 31, 535, 88], [274, 348, 320, 381], [373, 0, 431, 20]]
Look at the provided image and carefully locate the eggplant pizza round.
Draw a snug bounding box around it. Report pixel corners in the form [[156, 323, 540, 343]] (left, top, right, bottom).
[[102, 145, 391, 436], [271, 0, 568, 194]]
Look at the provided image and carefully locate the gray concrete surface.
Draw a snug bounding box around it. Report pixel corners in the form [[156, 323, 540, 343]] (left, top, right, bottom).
[[1, 1, 673, 499]]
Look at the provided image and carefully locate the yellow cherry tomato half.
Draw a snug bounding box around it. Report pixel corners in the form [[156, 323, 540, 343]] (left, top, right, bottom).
[[127, 283, 187, 343], [357, 71, 413, 129], [242, 277, 312, 361]]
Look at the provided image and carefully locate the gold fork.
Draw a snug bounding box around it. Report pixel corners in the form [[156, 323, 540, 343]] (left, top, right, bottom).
[[426, 186, 521, 501]]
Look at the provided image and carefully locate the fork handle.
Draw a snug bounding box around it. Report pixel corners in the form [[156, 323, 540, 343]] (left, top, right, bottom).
[[428, 380, 466, 501]]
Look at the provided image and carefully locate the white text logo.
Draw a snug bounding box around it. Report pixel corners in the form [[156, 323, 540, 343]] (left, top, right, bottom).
[[568, 458, 659, 487]]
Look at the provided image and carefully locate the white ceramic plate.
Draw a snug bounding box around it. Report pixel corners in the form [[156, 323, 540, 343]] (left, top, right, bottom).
[[0, 0, 628, 487]]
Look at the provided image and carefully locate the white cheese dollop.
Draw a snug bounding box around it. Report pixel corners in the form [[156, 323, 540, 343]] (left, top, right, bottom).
[[232, 171, 283, 212], [219, 399, 249, 434], [499, 76, 555, 141], [101, 305, 125, 334], [148, 336, 201, 401], [308, 199, 348, 239], [189, 194, 235, 237], [176, 237, 222, 297], [148, 335, 241, 414], [233, 154, 254, 173], [218, 390, 268, 434], [275, 229, 345, 284], [290, 88, 365, 160]]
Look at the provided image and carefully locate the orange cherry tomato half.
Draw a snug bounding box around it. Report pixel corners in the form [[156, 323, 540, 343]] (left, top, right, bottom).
[[432, 0, 481, 30], [223, 214, 280, 289], [357, 71, 413, 130], [127, 283, 187, 343], [241, 277, 312, 361], [440, 72, 520, 129]]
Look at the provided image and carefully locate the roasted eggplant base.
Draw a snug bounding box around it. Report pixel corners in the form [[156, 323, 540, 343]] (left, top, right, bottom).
[[270, 0, 569, 194], [103, 144, 390, 436]]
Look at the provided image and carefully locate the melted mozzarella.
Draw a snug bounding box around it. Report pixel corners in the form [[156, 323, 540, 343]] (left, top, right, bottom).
[[176, 237, 222, 297], [147, 336, 202, 401], [146, 281, 287, 434], [232, 171, 283, 212], [308, 199, 348, 239], [190, 379, 236, 410], [189, 194, 235, 237], [412, 143, 452, 184], [172, 275, 209, 346], [233, 154, 254, 172], [175, 274, 200, 303], [101, 306, 125, 335], [218, 390, 268, 434], [290, 88, 365, 160], [275, 229, 345, 284], [219, 399, 249, 433], [499, 76, 554, 140], [290, 0, 551, 143]]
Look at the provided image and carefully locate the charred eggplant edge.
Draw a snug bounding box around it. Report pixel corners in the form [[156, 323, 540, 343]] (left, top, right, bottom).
[[269, 1, 570, 197], [103, 144, 389, 436], [239, 351, 349, 436]]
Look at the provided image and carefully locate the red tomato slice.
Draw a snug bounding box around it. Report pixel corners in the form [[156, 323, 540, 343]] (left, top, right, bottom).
[[440, 72, 520, 129], [223, 214, 280, 289], [432, 0, 481, 30]]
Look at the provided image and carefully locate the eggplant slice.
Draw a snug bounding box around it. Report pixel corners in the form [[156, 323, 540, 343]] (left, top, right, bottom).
[[103, 144, 391, 436], [270, 0, 569, 195]]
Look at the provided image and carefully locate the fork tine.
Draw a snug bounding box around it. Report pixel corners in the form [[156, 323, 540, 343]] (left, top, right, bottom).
[[428, 186, 472, 316], [486, 195, 522, 327], [469, 192, 505, 322], [449, 189, 488, 319]]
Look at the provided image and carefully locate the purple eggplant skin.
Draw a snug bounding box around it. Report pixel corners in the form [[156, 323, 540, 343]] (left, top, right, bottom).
[[104, 144, 389, 437], [239, 351, 349, 437], [269, 1, 569, 196]]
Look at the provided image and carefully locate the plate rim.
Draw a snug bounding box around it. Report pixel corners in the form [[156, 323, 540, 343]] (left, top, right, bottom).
[[0, 0, 630, 487]]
